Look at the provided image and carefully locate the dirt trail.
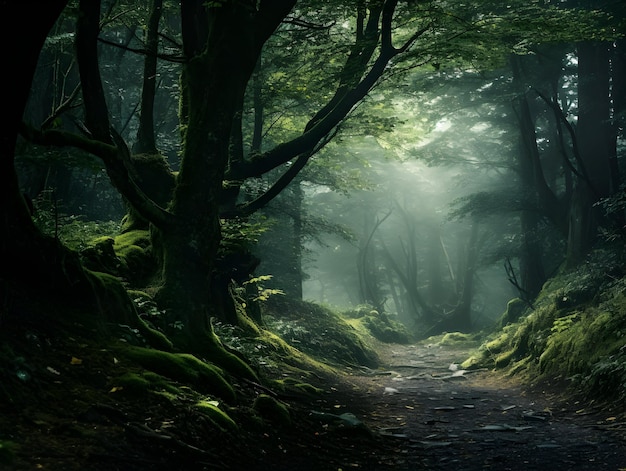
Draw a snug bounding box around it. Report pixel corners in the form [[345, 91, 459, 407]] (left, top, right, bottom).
[[260, 341, 626, 471]]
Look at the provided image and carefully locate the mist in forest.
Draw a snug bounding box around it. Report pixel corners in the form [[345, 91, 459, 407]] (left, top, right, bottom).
[[301, 134, 517, 335]]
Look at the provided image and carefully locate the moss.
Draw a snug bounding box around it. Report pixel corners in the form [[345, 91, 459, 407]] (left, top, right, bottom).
[[194, 400, 238, 431], [438, 332, 480, 347], [136, 318, 174, 352], [121, 346, 236, 402], [111, 371, 186, 397], [538, 307, 626, 377], [293, 382, 324, 395], [113, 372, 152, 396], [114, 230, 151, 249], [499, 298, 528, 327], [272, 378, 324, 395], [253, 394, 291, 428], [462, 246, 626, 403], [0, 440, 17, 465], [362, 312, 411, 344], [205, 333, 259, 382], [262, 297, 380, 368], [86, 270, 137, 325], [85, 272, 173, 351]]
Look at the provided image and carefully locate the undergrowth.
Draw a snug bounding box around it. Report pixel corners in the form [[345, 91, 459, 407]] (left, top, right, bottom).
[[463, 245, 626, 404]]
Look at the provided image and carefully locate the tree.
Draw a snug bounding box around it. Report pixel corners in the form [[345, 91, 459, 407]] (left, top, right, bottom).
[[14, 0, 436, 353]]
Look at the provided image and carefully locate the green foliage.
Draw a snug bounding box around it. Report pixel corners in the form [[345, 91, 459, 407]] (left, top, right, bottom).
[[550, 313, 579, 334], [32, 191, 121, 252], [220, 217, 268, 253], [243, 275, 285, 302], [596, 186, 626, 242], [447, 191, 525, 221], [584, 350, 626, 402]]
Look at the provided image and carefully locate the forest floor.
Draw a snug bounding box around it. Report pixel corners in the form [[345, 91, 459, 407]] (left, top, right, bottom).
[[256, 340, 626, 471], [2, 335, 626, 470]]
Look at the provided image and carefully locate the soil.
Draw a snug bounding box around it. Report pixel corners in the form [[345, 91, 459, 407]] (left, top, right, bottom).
[[256, 341, 626, 471], [3, 338, 626, 470]]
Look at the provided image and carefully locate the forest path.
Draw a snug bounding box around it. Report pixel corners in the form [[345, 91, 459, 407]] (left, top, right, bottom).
[[265, 341, 626, 471]]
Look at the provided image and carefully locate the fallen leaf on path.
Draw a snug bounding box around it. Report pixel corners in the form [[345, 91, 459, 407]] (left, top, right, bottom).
[[476, 424, 534, 432], [418, 441, 453, 448], [522, 411, 551, 421]]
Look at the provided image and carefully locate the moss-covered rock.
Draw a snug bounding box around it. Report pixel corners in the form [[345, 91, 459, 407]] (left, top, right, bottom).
[[262, 297, 379, 368], [81, 230, 156, 288], [362, 311, 411, 344], [252, 394, 291, 428], [499, 298, 528, 328], [438, 331, 480, 347]]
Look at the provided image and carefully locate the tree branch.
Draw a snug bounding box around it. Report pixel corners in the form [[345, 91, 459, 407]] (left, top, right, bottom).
[[533, 87, 600, 198], [20, 124, 175, 229]]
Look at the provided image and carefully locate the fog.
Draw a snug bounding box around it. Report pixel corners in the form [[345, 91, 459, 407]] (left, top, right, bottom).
[[299, 79, 524, 336], [303, 147, 516, 332]]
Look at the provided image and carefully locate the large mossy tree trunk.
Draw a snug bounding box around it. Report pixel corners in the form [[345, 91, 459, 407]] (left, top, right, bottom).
[[0, 1, 155, 339], [1, 1, 70, 301], [153, 1, 294, 352]]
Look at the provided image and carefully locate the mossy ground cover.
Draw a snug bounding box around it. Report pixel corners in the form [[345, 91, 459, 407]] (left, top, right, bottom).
[[0, 288, 388, 469], [342, 304, 413, 344], [260, 297, 381, 369], [462, 246, 626, 404]]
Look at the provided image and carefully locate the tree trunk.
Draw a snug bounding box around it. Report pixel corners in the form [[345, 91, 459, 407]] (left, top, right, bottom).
[[1, 0, 68, 282], [133, 0, 162, 155], [0, 1, 139, 333], [565, 41, 612, 267], [154, 1, 293, 351], [451, 222, 479, 332], [285, 180, 304, 299]]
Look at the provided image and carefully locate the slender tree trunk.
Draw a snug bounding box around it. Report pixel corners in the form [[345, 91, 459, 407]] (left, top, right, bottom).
[[566, 41, 612, 267], [451, 222, 479, 332], [510, 55, 551, 295], [286, 180, 304, 299], [133, 0, 163, 154]]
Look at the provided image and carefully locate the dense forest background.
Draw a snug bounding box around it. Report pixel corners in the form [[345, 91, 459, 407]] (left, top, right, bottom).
[[1, 0, 625, 468]]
